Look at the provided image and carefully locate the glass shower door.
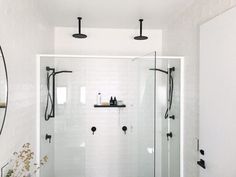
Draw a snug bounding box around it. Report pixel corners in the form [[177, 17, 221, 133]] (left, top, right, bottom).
[[168, 60, 181, 177], [133, 55, 181, 177], [160, 58, 181, 177], [131, 52, 156, 177]]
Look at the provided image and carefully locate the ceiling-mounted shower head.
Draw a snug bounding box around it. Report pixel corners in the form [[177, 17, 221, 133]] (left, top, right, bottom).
[[134, 19, 148, 40], [72, 17, 87, 39]]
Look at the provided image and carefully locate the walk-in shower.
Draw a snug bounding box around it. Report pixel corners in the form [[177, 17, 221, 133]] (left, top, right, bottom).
[[37, 52, 182, 177]]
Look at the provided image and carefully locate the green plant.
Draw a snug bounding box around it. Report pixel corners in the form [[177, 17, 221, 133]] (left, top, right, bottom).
[[5, 143, 48, 177], [5, 170, 13, 177]]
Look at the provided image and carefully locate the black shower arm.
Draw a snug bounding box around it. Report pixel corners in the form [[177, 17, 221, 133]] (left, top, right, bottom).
[[139, 19, 143, 36], [48, 70, 73, 78], [78, 17, 81, 34], [149, 67, 175, 75], [149, 68, 168, 74]]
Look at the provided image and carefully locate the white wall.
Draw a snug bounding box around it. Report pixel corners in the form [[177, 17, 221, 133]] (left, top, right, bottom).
[[200, 7, 236, 177], [0, 0, 54, 169], [55, 27, 162, 56], [162, 0, 236, 177]]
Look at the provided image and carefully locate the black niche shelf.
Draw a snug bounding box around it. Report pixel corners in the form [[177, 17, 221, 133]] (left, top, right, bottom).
[[94, 104, 126, 108]]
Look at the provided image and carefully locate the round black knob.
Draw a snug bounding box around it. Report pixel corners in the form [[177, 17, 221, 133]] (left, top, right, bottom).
[[122, 126, 127, 134], [91, 127, 96, 135], [200, 149, 205, 155], [122, 126, 127, 131]]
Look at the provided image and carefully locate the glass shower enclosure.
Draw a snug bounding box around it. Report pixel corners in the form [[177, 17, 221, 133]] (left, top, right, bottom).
[[38, 52, 181, 177]]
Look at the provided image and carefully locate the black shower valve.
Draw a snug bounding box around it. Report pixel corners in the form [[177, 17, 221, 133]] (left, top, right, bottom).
[[166, 132, 173, 141], [169, 115, 175, 120], [122, 126, 128, 134], [45, 134, 52, 143], [200, 149, 205, 155], [91, 126, 97, 135], [197, 159, 206, 169]]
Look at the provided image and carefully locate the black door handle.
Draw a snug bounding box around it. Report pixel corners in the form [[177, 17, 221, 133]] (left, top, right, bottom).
[[197, 159, 206, 169]]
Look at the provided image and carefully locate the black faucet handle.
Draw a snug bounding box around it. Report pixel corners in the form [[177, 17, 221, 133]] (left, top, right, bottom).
[[197, 159, 206, 169], [91, 127, 97, 135], [166, 132, 173, 141], [45, 134, 52, 143], [200, 149, 205, 155], [122, 126, 127, 134]]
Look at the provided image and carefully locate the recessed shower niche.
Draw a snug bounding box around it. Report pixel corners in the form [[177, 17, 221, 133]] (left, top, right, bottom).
[[37, 53, 183, 177]]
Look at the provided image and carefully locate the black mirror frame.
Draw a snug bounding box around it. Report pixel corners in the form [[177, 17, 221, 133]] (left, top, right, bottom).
[[0, 46, 8, 135]]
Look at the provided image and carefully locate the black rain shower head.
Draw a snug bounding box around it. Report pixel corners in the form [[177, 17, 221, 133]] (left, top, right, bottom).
[[73, 17, 87, 39], [134, 19, 148, 40]]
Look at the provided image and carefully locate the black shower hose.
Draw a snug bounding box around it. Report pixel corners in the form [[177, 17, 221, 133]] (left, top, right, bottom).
[[45, 73, 53, 121], [164, 74, 174, 119]]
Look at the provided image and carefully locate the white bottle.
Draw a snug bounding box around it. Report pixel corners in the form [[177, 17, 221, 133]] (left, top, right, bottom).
[[97, 93, 102, 105]]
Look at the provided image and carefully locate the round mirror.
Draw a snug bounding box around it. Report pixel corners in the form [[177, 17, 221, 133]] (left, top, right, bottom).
[[0, 46, 8, 135]]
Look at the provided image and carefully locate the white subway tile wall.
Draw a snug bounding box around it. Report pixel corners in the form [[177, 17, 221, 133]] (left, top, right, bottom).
[[51, 57, 159, 177]]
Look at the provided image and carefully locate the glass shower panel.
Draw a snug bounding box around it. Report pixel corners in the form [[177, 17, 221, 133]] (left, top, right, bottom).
[[54, 58, 87, 177], [154, 59, 169, 177], [51, 55, 156, 177], [160, 59, 181, 177], [168, 60, 181, 177], [131, 52, 156, 177]]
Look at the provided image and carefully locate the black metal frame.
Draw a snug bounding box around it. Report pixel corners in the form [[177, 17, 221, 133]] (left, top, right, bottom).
[[0, 46, 9, 135], [153, 52, 157, 177]]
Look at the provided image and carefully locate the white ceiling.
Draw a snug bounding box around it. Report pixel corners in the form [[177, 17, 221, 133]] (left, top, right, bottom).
[[40, 0, 195, 29]]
